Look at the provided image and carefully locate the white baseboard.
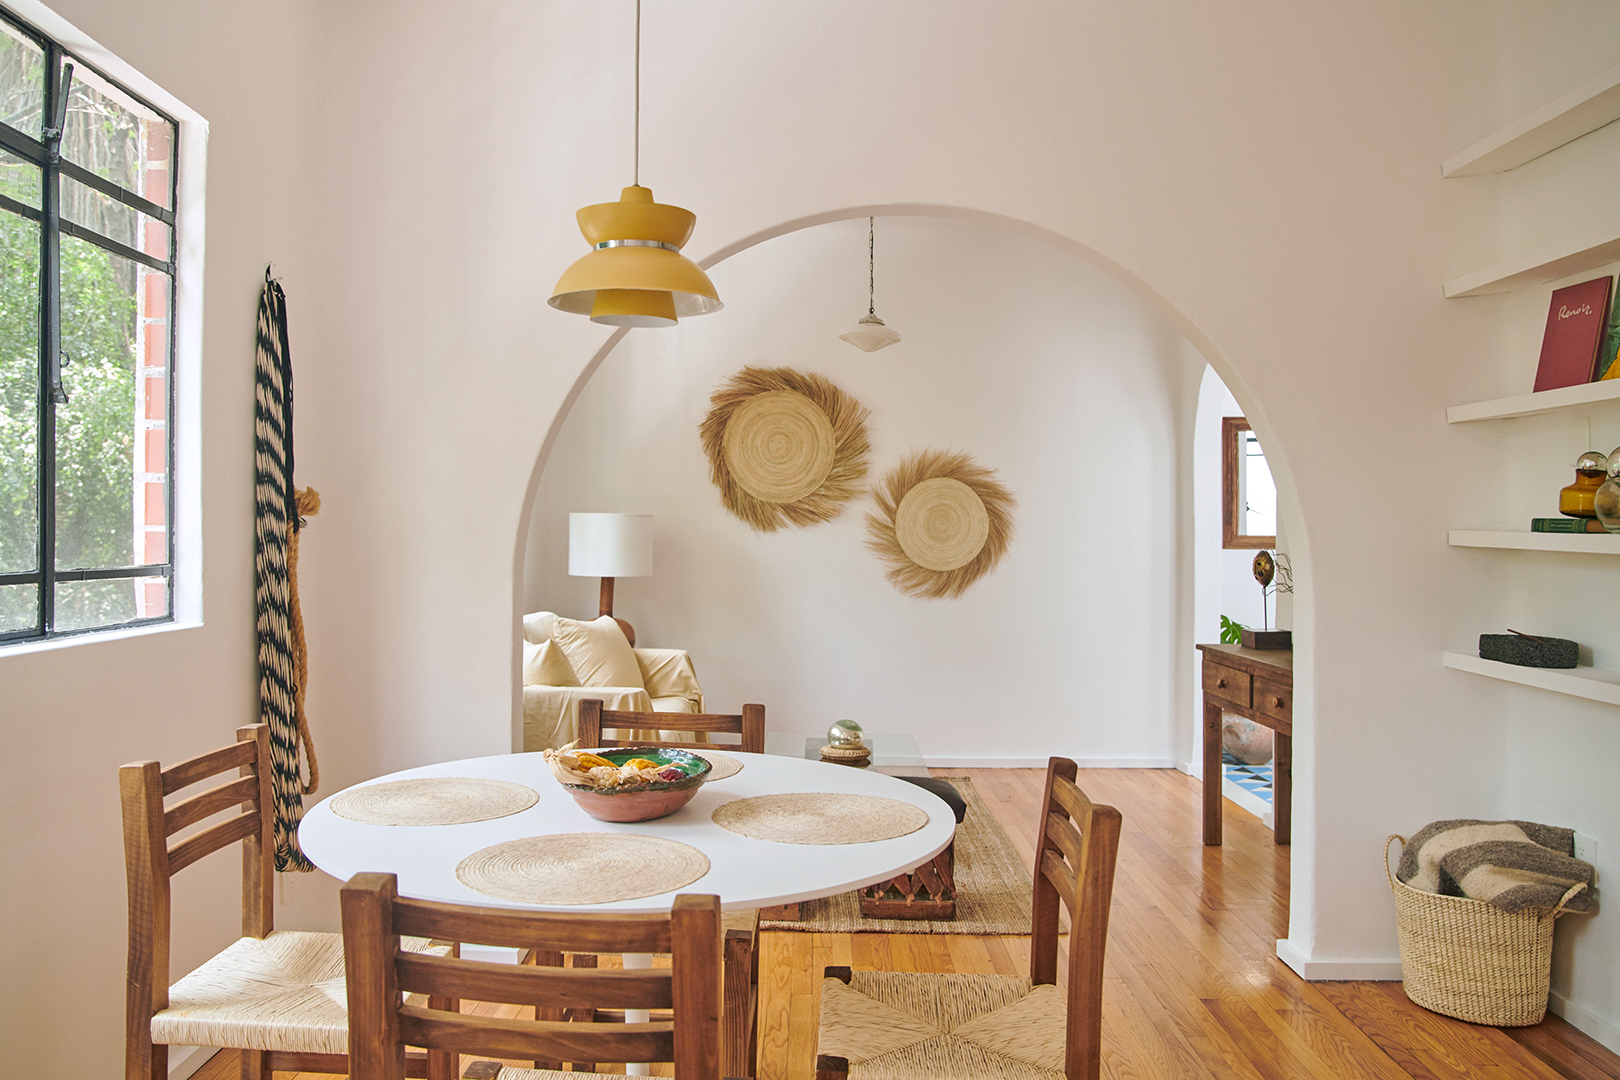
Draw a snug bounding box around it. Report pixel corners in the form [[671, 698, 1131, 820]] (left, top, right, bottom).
[[924, 756, 1177, 769], [168, 1046, 217, 1080], [1550, 990, 1620, 1055], [1275, 938, 1403, 981], [1175, 759, 1200, 779]]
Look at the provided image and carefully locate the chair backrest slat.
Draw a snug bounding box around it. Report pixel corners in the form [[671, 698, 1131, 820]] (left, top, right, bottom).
[[1028, 756, 1122, 1080], [160, 740, 256, 796], [166, 811, 259, 875], [1042, 810, 1086, 879], [579, 699, 765, 755], [342, 873, 722, 1079], [396, 953, 674, 1011], [164, 774, 260, 836], [393, 898, 672, 954], [400, 1009, 675, 1064]]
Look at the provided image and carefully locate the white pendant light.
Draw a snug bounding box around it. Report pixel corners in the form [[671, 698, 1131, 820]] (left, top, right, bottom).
[[840, 217, 901, 352], [549, 0, 721, 327]]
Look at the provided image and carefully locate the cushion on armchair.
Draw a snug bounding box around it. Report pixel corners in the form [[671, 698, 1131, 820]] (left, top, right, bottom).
[[521, 639, 579, 687], [551, 615, 645, 689]]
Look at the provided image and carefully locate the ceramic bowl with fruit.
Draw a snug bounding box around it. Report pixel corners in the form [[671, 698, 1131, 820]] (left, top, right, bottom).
[[543, 745, 712, 823]]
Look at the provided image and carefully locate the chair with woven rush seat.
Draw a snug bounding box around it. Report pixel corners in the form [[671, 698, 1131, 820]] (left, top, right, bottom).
[[341, 872, 740, 1080], [574, 697, 765, 1077], [577, 698, 765, 755], [120, 724, 448, 1080], [814, 757, 1121, 1080]]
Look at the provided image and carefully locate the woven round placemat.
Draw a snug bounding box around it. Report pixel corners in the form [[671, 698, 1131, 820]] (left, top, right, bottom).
[[329, 778, 539, 826], [712, 793, 929, 845], [691, 751, 744, 780], [721, 390, 837, 503], [456, 833, 711, 905], [894, 476, 991, 572]]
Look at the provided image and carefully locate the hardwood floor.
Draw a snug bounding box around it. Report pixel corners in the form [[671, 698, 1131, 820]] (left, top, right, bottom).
[[196, 766, 1618, 1080]]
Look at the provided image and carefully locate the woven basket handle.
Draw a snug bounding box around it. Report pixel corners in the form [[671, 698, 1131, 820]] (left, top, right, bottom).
[[1552, 880, 1587, 918], [1385, 834, 1406, 894]]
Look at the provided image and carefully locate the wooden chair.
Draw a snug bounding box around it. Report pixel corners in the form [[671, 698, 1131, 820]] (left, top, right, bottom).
[[341, 872, 738, 1080], [574, 697, 765, 1077], [120, 724, 447, 1080], [814, 757, 1121, 1080], [577, 698, 765, 755]]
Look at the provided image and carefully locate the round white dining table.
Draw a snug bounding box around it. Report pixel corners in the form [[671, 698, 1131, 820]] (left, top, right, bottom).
[[299, 749, 956, 914]]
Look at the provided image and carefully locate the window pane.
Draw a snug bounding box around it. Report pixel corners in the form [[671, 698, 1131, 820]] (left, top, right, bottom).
[[0, 206, 39, 575], [61, 58, 172, 209], [61, 172, 169, 259], [0, 20, 45, 139], [0, 147, 40, 208], [56, 233, 140, 571], [54, 573, 165, 632], [0, 581, 38, 632]]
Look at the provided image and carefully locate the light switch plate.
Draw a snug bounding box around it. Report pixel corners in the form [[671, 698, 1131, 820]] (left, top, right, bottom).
[[1574, 831, 1598, 865]]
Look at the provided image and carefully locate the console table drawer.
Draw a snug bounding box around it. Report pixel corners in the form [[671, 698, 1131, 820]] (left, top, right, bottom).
[[1253, 677, 1292, 726], [1202, 664, 1250, 708]]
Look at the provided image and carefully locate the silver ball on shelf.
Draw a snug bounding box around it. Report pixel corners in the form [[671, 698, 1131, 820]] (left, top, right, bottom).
[[827, 719, 864, 748]]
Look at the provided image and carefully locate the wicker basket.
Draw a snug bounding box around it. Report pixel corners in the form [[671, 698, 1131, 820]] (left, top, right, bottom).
[[1386, 835, 1585, 1026]]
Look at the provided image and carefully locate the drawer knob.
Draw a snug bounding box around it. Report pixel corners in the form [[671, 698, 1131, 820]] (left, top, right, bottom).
[[1216, 678, 1227, 689], [1273, 696, 1284, 708]]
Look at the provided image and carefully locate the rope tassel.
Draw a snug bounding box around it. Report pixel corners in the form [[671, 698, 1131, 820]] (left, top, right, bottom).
[[254, 271, 319, 872]]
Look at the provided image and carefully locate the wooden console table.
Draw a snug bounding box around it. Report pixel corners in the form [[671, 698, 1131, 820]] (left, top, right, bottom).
[[1197, 643, 1293, 846]]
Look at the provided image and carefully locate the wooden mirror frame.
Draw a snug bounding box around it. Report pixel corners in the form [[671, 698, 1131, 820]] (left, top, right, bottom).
[[1222, 417, 1275, 549]]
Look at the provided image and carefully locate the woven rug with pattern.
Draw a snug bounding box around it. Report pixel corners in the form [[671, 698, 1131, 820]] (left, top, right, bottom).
[[759, 776, 1040, 935]]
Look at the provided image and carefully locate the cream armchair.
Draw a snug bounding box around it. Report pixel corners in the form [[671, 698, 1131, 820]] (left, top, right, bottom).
[[521, 611, 705, 752]]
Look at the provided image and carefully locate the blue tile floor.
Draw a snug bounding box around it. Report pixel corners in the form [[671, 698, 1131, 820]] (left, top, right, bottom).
[[1222, 751, 1273, 807]]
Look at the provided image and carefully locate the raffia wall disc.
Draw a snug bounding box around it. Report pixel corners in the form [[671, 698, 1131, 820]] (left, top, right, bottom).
[[456, 833, 710, 905], [329, 778, 539, 826], [894, 477, 991, 572], [721, 390, 837, 503], [712, 793, 929, 845]]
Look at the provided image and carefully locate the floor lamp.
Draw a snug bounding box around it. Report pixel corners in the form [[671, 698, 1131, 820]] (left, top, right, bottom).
[[569, 513, 653, 646]]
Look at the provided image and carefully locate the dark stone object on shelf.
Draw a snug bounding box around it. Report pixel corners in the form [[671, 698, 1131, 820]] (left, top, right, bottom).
[[1479, 633, 1578, 669], [1240, 628, 1292, 650]]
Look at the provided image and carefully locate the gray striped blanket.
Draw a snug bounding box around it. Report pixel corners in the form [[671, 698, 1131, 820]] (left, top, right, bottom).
[[1397, 819, 1593, 915]]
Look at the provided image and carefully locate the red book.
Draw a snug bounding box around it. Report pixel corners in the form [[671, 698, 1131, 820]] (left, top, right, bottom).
[[1534, 276, 1614, 392]]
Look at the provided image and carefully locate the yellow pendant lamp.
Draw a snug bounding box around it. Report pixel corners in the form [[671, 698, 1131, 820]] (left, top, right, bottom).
[[549, 1, 721, 328]]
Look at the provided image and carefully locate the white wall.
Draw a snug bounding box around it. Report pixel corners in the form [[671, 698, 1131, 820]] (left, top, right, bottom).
[[524, 218, 1203, 766], [0, 0, 323, 1073], [5, 0, 1620, 1071]]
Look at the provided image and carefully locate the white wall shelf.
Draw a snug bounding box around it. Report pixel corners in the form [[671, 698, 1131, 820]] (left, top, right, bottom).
[[1449, 529, 1620, 554], [1443, 651, 1620, 706], [1447, 379, 1620, 423], [1444, 230, 1620, 298], [1443, 63, 1620, 178]]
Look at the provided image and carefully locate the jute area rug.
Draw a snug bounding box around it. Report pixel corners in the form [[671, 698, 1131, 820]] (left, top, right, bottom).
[[759, 776, 1040, 935]]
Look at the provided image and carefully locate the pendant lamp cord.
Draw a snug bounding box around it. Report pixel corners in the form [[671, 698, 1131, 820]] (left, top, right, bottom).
[[634, 0, 641, 187], [868, 216, 875, 316]]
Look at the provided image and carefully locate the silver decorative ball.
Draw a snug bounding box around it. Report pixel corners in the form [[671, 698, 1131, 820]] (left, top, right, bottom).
[[827, 719, 864, 748], [1577, 450, 1609, 474]]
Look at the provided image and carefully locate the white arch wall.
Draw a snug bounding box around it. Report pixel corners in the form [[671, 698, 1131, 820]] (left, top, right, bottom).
[[522, 218, 1205, 765], [7, 1, 1620, 1072]]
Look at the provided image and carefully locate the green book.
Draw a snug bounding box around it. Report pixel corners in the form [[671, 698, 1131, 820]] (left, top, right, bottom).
[[1530, 517, 1610, 533]]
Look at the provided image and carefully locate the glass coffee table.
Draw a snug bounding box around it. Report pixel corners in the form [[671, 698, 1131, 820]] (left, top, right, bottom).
[[762, 730, 930, 777]]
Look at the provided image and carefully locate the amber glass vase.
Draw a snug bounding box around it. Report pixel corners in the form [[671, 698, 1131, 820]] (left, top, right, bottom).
[[1559, 452, 1609, 517]]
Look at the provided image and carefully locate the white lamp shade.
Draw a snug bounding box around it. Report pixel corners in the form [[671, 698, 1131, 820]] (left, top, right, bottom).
[[569, 514, 654, 577], [839, 314, 902, 352]]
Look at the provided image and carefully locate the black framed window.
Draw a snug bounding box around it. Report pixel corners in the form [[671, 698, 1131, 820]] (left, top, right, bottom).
[[0, 9, 177, 643]]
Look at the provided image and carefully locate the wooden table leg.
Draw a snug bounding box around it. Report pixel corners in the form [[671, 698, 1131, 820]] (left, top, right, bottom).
[[1273, 729, 1291, 846], [1203, 698, 1223, 846]]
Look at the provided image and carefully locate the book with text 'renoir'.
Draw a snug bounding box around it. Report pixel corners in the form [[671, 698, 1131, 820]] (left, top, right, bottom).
[[1533, 276, 1614, 392]]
